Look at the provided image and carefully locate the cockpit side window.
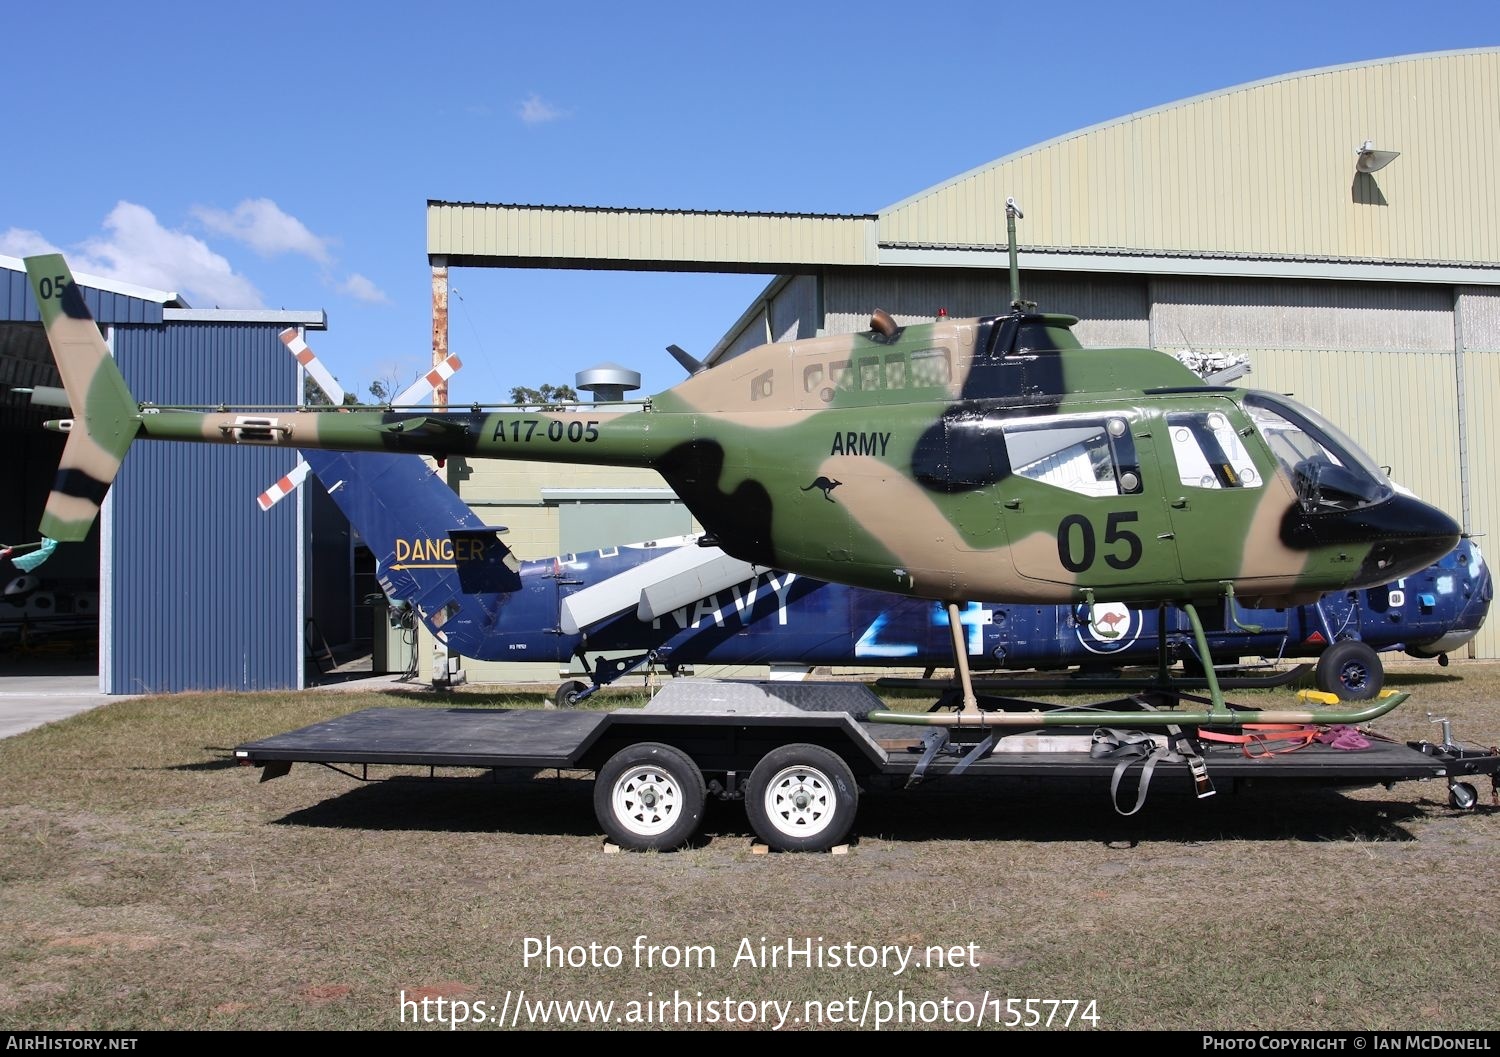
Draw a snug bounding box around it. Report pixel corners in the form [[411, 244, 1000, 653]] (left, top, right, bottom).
[[1243, 392, 1393, 512], [1167, 411, 1262, 490]]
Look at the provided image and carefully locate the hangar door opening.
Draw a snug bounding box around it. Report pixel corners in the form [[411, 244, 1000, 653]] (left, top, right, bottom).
[[0, 322, 100, 677]]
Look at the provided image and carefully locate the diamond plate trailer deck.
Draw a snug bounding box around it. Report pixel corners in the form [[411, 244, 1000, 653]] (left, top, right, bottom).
[[233, 681, 1500, 851]]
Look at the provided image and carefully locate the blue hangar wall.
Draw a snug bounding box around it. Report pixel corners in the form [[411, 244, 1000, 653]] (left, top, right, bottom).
[[3, 257, 330, 693], [107, 318, 318, 693]]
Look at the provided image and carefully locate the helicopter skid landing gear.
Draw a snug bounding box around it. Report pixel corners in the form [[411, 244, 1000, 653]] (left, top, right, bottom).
[[870, 597, 1412, 730]]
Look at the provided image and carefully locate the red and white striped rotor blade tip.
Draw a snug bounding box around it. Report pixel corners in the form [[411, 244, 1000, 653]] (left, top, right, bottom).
[[390, 355, 463, 406], [256, 459, 312, 512]]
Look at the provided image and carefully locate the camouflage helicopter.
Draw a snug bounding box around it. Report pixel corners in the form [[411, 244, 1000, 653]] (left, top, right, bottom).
[[21, 253, 1461, 730]]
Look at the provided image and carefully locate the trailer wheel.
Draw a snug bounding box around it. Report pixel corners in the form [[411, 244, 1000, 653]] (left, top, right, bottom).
[[1449, 781, 1479, 811], [746, 744, 858, 852], [594, 743, 705, 851], [1315, 640, 1383, 701], [553, 680, 589, 709]]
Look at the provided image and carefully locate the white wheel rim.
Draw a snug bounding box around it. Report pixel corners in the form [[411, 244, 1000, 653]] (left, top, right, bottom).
[[611, 764, 683, 837], [763, 764, 836, 839]]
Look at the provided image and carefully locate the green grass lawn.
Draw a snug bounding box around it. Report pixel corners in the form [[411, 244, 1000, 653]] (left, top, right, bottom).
[[1, 666, 1497, 1031]]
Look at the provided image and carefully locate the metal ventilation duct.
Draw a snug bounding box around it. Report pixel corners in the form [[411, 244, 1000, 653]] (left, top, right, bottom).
[[576, 362, 642, 402]]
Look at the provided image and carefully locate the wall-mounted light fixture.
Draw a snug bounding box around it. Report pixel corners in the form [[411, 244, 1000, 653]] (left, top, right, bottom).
[[1355, 140, 1400, 174]]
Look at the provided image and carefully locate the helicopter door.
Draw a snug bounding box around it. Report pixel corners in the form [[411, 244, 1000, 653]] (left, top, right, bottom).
[[999, 412, 1181, 591], [1160, 401, 1275, 590]]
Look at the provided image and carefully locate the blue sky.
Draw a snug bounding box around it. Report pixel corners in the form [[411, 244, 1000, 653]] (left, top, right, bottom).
[[4, 0, 1495, 403]]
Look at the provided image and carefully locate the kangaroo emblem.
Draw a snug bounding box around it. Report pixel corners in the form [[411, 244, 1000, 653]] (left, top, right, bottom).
[[802, 476, 843, 502], [1092, 611, 1128, 639]]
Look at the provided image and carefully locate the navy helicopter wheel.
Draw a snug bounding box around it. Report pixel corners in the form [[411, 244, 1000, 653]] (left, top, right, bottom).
[[1315, 640, 1383, 701]]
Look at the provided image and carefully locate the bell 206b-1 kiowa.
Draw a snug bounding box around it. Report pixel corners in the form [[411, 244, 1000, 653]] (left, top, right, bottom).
[[293, 445, 1489, 707], [21, 251, 1499, 852], [22, 252, 1463, 726]]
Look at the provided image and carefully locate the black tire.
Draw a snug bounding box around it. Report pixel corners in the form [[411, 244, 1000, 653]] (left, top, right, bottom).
[[553, 679, 589, 709], [745, 744, 858, 852], [1449, 781, 1479, 811], [1315, 640, 1384, 701], [594, 743, 705, 851]]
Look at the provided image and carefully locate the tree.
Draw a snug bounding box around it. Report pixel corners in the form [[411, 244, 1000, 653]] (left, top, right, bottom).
[[303, 374, 357, 406], [365, 362, 411, 404], [509, 382, 578, 405]]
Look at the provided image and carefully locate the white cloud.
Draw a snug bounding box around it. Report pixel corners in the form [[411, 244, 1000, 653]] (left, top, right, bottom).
[[14, 201, 382, 312], [0, 228, 63, 258], [191, 198, 333, 264], [339, 273, 390, 304], [75, 201, 263, 308], [519, 92, 569, 125]]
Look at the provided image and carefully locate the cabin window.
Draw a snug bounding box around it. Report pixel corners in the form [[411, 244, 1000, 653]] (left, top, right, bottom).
[[1167, 411, 1261, 489], [884, 354, 907, 389], [909, 348, 951, 387], [830, 359, 855, 391], [1001, 415, 1142, 497], [858, 358, 881, 390]]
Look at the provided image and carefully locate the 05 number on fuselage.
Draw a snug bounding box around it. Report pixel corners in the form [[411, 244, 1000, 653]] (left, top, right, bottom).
[[1056, 512, 1142, 573]]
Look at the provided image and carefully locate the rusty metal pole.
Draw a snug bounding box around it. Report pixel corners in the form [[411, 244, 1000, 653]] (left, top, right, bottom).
[[429, 255, 454, 685], [431, 256, 449, 410]]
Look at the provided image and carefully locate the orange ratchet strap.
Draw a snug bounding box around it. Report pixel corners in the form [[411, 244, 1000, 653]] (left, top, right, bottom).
[[1197, 724, 1320, 759]]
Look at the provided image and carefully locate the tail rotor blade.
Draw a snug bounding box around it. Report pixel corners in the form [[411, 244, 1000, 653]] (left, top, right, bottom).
[[280, 328, 344, 405], [255, 459, 312, 511], [390, 355, 463, 406]]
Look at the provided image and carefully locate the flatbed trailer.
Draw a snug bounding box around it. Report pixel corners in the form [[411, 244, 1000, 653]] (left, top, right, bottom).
[[234, 681, 1500, 851]]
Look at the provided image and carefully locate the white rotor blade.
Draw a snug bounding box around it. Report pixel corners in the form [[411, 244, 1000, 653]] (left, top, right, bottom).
[[391, 355, 464, 406], [256, 459, 312, 512], [280, 327, 345, 406]]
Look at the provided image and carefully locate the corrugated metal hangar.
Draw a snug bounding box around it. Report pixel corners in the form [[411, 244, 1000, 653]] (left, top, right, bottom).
[[428, 47, 1500, 677], [6, 47, 1499, 691], [0, 256, 343, 691]]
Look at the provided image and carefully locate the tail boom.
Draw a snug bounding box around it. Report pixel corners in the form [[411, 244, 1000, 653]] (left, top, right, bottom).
[[125, 405, 656, 466], [24, 253, 675, 539]]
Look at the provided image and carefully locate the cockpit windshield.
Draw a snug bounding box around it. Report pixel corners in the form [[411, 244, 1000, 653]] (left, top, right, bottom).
[[1243, 392, 1393, 512]]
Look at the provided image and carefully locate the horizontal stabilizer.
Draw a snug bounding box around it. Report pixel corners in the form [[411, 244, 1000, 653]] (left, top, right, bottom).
[[12, 385, 71, 409], [559, 542, 758, 635], [449, 528, 522, 594]]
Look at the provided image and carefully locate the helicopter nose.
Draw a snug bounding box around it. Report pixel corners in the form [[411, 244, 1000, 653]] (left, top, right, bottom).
[[1350, 493, 1462, 587], [1469, 546, 1494, 612]]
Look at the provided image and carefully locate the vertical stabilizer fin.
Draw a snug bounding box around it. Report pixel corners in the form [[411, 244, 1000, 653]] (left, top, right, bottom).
[[24, 255, 141, 542]]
